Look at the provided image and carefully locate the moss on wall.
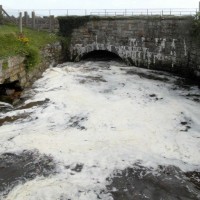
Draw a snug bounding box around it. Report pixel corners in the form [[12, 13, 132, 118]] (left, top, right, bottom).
[[191, 12, 200, 40], [58, 16, 91, 37], [2, 60, 8, 70], [58, 16, 93, 61]]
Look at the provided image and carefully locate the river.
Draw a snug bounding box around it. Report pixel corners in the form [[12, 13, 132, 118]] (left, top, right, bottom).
[[0, 61, 200, 199]]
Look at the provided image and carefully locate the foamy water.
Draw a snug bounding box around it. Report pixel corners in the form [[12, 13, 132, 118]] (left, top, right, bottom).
[[0, 61, 200, 199]]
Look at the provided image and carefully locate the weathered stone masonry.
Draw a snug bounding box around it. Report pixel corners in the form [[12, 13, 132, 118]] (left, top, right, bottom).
[[0, 42, 61, 87], [67, 16, 200, 79]]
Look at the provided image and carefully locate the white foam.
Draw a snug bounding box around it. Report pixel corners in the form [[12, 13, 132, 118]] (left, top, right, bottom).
[[0, 61, 199, 199]]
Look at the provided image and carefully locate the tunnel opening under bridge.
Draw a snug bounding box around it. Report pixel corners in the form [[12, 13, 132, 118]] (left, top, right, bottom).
[[80, 50, 123, 62]]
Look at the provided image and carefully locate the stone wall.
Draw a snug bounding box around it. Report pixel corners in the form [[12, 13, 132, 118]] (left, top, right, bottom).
[[0, 57, 26, 86], [68, 16, 200, 80], [0, 42, 61, 87]]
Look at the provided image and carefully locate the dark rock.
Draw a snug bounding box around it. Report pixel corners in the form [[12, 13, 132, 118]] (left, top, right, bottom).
[[71, 164, 84, 172], [0, 150, 56, 196], [105, 165, 200, 200]]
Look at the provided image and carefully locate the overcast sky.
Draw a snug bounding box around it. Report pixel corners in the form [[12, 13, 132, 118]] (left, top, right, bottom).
[[1, 0, 199, 10]]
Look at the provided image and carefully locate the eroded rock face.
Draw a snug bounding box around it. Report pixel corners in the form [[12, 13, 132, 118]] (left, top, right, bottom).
[[0, 150, 56, 197]]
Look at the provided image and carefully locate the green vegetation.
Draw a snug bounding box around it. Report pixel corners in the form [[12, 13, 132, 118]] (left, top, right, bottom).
[[58, 16, 91, 37], [0, 25, 58, 70], [2, 60, 8, 70], [58, 16, 92, 61], [192, 12, 200, 40]]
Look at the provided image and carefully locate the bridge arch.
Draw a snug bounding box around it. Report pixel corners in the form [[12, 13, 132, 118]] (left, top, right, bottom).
[[80, 50, 123, 61], [58, 16, 200, 79], [71, 43, 123, 61]]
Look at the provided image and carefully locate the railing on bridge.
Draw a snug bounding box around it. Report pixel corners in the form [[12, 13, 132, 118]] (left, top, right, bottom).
[[89, 8, 199, 17], [2, 8, 199, 18], [1, 5, 200, 32]]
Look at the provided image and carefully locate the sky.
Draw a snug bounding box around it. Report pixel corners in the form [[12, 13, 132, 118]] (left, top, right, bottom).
[[1, 0, 199, 10], [1, 0, 199, 17]]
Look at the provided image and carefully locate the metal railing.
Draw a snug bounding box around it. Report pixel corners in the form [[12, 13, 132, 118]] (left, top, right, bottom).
[[3, 8, 199, 18]]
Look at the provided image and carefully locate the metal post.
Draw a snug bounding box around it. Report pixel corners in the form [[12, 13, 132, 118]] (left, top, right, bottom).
[[32, 11, 36, 29], [199, 1, 200, 12], [49, 15, 54, 32], [0, 5, 2, 16], [105, 9, 106, 16], [85, 9, 87, 16], [147, 9, 148, 15], [19, 12, 22, 33], [0, 5, 3, 24], [24, 11, 28, 26], [162, 10, 163, 16]]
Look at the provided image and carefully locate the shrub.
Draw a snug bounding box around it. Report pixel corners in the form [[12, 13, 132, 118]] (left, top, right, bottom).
[[18, 33, 29, 44], [23, 46, 40, 71]]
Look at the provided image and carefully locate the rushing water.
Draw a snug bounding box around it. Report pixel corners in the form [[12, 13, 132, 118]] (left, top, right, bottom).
[[0, 61, 200, 200]]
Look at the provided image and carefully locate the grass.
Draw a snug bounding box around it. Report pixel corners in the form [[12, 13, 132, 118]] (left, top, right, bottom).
[[0, 24, 58, 70]]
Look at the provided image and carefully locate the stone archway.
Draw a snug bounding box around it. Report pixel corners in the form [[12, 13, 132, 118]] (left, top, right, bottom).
[[80, 50, 123, 61], [70, 43, 125, 62]]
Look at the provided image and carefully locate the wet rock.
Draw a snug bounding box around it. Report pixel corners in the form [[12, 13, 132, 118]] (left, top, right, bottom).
[[68, 116, 87, 130], [71, 164, 84, 173], [149, 94, 156, 97], [193, 98, 200, 102], [126, 70, 169, 82], [106, 165, 200, 200], [79, 75, 107, 84], [0, 96, 15, 105], [185, 94, 200, 98], [0, 103, 13, 113], [16, 98, 50, 110], [0, 114, 29, 126], [181, 121, 188, 125], [185, 171, 200, 190], [180, 119, 192, 132], [5, 89, 15, 96], [184, 94, 200, 103], [0, 150, 56, 196], [174, 78, 200, 90], [149, 94, 163, 101]]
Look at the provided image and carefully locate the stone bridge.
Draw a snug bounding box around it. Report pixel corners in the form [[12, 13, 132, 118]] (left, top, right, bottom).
[[58, 16, 200, 79]]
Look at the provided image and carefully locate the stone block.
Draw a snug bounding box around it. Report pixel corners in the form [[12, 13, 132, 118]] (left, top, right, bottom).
[[10, 75, 18, 82]]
